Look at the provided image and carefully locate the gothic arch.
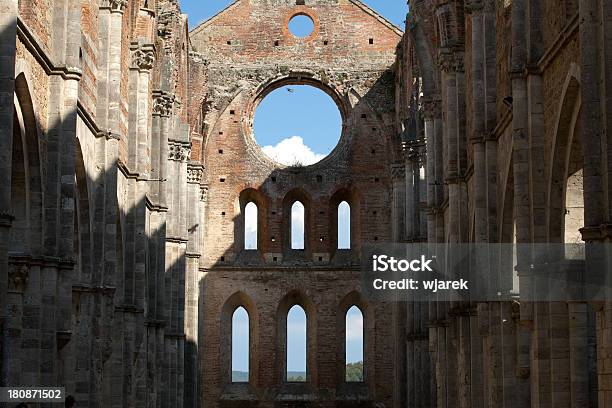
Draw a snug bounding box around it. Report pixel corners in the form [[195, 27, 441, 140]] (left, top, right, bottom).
[[74, 138, 93, 282], [282, 188, 312, 255], [235, 188, 269, 253], [220, 291, 260, 385], [11, 73, 43, 256], [547, 65, 582, 243], [337, 291, 372, 386], [276, 290, 317, 384], [329, 187, 362, 254]]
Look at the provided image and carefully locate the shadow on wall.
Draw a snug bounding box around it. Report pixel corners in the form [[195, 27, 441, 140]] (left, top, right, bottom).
[[194, 69, 401, 407], [2, 71, 199, 408]]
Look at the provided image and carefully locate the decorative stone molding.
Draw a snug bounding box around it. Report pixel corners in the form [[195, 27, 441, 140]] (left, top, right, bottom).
[[132, 46, 155, 71], [153, 92, 174, 117], [464, 0, 484, 13], [8, 263, 29, 293], [100, 0, 127, 12], [187, 164, 204, 184], [168, 142, 190, 162], [421, 98, 441, 120], [391, 163, 406, 180], [0, 211, 15, 227], [438, 50, 464, 73], [200, 185, 209, 202]]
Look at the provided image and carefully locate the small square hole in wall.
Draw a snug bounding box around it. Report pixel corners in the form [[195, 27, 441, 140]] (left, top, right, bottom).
[[221, 211, 226, 216], [220, 256, 225, 262], [372, 127, 377, 131], [272, 211, 277, 215], [373, 210, 377, 215], [274, 40, 279, 46], [318, 256, 323, 261], [371, 149, 376, 154], [220, 177, 226, 182], [369, 38, 374, 44], [361, 114, 367, 119], [374, 236, 378, 241], [319, 211, 325, 215], [374, 177, 380, 182], [323, 40, 329, 45], [271, 176, 277, 183], [229, 110, 235, 115], [316, 175, 323, 183], [227, 40, 232, 45], [218, 149, 223, 154], [219, 131, 223, 135], [273, 256, 278, 262]]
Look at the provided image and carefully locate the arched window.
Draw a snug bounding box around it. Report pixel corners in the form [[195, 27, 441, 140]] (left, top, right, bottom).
[[291, 201, 305, 250], [338, 201, 351, 249], [232, 307, 249, 382], [345, 306, 364, 382], [244, 202, 258, 250], [287, 305, 307, 382]]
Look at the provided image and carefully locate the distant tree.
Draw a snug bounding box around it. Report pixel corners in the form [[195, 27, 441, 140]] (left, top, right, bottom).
[[346, 361, 364, 382]]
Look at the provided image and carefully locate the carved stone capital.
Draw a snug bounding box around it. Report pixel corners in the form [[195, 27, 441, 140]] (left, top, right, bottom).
[[391, 163, 406, 180], [200, 185, 209, 202], [132, 46, 155, 71], [8, 264, 29, 292], [100, 0, 127, 12], [168, 142, 190, 162], [153, 93, 174, 117], [187, 165, 204, 184], [464, 0, 484, 13], [438, 50, 464, 73], [422, 98, 441, 120]]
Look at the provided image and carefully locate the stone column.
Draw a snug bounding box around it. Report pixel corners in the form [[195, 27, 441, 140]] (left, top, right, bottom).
[[185, 163, 204, 408], [0, 0, 17, 386], [392, 163, 406, 242]]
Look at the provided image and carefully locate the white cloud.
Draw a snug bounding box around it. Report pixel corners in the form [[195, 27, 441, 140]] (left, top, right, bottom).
[[346, 313, 364, 341], [244, 202, 258, 249], [291, 202, 305, 249], [262, 136, 326, 166]]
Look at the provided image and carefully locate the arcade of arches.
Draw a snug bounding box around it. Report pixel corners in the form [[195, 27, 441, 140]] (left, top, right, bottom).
[[0, 0, 611, 407]]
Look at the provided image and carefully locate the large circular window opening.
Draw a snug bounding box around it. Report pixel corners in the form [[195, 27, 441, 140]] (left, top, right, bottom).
[[288, 14, 315, 38], [253, 85, 342, 166]]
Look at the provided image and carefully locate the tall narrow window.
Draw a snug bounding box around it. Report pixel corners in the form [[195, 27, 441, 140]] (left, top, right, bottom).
[[345, 306, 364, 382], [232, 307, 249, 382], [287, 305, 307, 382], [338, 201, 351, 249], [244, 202, 258, 250], [291, 201, 305, 250]]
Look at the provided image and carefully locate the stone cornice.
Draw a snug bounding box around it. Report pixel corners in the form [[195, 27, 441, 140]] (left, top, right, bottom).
[[16, 18, 82, 80]]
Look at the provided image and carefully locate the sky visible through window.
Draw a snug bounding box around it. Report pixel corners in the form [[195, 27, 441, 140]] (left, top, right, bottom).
[[190, 1, 405, 378]]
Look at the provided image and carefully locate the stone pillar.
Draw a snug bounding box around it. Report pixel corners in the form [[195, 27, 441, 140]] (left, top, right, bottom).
[[392, 163, 406, 242], [185, 163, 204, 408], [0, 0, 17, 386]]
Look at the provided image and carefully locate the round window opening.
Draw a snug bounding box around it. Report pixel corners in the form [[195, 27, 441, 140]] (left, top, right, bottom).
[[288, 14, 315, 38], [253, 85, 342, 166]]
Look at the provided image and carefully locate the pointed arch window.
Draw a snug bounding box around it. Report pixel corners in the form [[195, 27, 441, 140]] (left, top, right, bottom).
[[232, 307, 249, 382], [287, 305, 307, 382], [291, 201, 305, 250], [338, 201, 351, 249], [345, 305, 364, 382], [244, 201, 258, 250]]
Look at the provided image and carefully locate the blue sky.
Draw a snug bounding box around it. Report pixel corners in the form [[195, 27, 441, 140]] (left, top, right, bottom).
[[231, 304, 364, 376], [182, 1, 408, 29], [202, 1, 395, 376]]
